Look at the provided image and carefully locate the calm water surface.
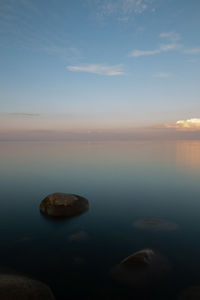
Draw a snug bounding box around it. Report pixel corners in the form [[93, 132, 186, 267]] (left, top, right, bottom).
[[1, 140, 200, 299]]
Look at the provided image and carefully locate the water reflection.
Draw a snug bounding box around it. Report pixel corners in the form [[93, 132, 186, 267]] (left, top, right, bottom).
[[1, 140, 200, 299], [133, 218, 179, 231], [176, 141, 200, 172]]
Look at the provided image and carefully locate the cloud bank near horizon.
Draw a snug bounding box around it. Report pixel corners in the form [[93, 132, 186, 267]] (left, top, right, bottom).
[[1, 113, 200, 141], [162, 118, 200, 130]]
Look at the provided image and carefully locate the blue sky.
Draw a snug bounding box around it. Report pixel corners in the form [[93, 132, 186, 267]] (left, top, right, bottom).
[[1, 0, 200, 136]]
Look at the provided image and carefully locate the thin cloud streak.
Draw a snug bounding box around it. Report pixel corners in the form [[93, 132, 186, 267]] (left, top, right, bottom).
[[130, 49, 160, 57], [130, 31, 181, 57], [67, 64, 124, 76], [130, 31, 200, 58], [129, 43, 179, 57], [3, 113, 40, 117]]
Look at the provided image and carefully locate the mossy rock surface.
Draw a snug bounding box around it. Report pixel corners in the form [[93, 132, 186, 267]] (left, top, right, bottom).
[[0, 274, 56, 300], [40, 193, 89, 217]]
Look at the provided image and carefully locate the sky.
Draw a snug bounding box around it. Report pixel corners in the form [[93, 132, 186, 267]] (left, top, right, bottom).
[[0, 0, 200, 140]]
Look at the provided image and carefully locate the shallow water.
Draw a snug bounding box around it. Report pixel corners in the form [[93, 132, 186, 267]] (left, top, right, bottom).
[[1, 140, 200, 299]]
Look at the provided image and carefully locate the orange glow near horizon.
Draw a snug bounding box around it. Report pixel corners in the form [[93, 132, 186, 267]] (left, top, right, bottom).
[[1, 114, 200, 141]]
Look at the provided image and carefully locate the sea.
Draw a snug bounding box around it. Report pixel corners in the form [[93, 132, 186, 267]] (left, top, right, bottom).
[[1, 140, 200, 299]]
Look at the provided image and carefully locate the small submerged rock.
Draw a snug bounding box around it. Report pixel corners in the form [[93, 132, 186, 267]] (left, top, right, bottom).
[[40, 193, 89, 218], [112, 249, 170, 287], [133, 218, 178, 232], [120, 248, 155, 267], [68, 230, 89, 242], [0, 273, 56, 300]]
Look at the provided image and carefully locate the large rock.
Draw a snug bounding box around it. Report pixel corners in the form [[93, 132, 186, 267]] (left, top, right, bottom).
[[112, 249, 170, 287], [40, 193, 89, 217], [0, 273, 56, 300]]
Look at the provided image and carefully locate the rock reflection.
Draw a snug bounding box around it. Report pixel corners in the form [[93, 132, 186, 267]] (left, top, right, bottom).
[[68, 231, 89, 242], [133, 218, 178, 231]]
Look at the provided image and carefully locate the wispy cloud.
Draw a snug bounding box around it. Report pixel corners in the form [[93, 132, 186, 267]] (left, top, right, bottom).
[[130, 31, 181, 57], [67, 64, 124, 76], [130, 43, 179, 57], [91, 0, 153, 21], [153, 72, 172, 78], [131, 31, 200, 58], [130, 49, 160, 57], [159, 31, 181, 42], [159, 43, 180, 51], [159, 32, 200, 56]]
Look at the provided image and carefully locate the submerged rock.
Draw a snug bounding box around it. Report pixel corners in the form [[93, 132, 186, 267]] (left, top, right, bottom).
[[112, 249, 170, 287], [0, 274, 56, 300], [133, 218, 178, 232], [40, 193, 89, 217], [68, 230, 89, 242], [120, 249, 155, 267]]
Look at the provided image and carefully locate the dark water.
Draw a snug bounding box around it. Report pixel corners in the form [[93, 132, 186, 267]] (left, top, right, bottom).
[[1, 140, 200, 299]]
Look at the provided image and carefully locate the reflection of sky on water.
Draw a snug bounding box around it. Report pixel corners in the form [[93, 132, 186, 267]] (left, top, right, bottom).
[[1, 140, 200, 299], [1, 140, 200, 224], [1, 140, 200, 195], [176, 141, 200, 172]]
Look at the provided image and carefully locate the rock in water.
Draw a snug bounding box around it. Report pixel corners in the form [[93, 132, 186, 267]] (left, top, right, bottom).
[[120, 249, 155, 267], [40, 193, 89, 217], [112, 249, 170, 287], [0, 274, 56, 300]]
